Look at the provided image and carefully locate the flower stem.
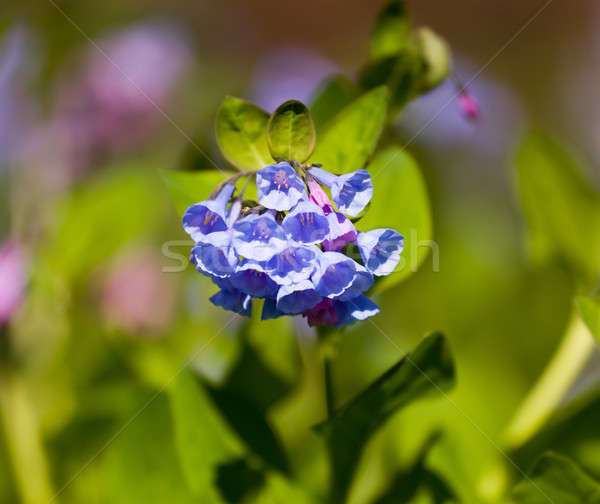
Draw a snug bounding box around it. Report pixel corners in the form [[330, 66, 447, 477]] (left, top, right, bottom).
[[502, 312, 596, 449]]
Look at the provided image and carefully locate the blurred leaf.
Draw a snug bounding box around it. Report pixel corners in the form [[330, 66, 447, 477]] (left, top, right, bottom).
[[511, 452, 600, 503], [315, 333, 455, 503], [267, 100, 316, 163], [575, 296, 600, 344], [168, 369, 244, 499], [309, 75, 358, 133], [515, 132, 600, 285], [414, 27, 452, 92], [160, 169, 225, 217], [359, 147, 432, 292], [103, 393, 202, 504], [359, 53, 422, 111], [370, 0, 411, 60], [215, 458, 265, 503], [253, 472, 314, 503], [216, 96, 272, 171], [310, 86, 388, 174]]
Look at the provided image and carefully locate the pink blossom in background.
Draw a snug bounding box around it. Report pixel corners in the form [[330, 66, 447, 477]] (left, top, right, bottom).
[[100, 248, 176, 335], [458, 92, 481, 121], [0, 242, 27, 326]]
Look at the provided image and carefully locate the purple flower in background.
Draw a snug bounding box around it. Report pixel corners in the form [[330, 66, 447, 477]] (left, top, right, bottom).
[[458, 92, 481, 121], [183, 159, 402, 327], [0, 242, 26, 326], [256, 162, 308, 211]]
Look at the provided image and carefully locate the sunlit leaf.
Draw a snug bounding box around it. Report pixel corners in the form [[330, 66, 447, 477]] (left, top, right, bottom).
[[267, 100, 316, 163], [515, 132, 600, 285], [315, 333, 455, 503], [216, 96, 272, 171], [414, 27, 452, 92], [310, 86, 388, 174], [370, 0, 411, 60], [575, 296, 600, 344], [511, 452, 600, 503], [359, 147, 432, 292], [309, 75, 357, 133], [168, 370, 244, 500]]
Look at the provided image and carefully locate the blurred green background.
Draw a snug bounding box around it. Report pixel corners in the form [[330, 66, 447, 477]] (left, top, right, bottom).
[[2, 1, 600, 503]]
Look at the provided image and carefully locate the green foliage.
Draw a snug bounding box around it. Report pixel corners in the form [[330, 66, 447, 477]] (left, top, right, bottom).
[[359, 147, 432, 292], [575, 296, 600, 344], [267, 100, 316, 163], [310, 86, 388, 174], [370, 0, 411, 60], [511, 452, 600, 503], [515, 132, 600, 285], [309, 75, 358, 133], [414, 27, 452, 92], [159, 169, 225, 217], [216, 96, 272, 171], [315, 333, 455, 503]]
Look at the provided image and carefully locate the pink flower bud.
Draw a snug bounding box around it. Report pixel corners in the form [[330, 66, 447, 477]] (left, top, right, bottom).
[[307, 179, 332, 210], [458, 92, 481, 121], [0, 242, 26, 326]]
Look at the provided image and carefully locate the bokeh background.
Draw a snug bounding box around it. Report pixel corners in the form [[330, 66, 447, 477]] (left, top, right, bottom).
[[2, 1, 600, 503]]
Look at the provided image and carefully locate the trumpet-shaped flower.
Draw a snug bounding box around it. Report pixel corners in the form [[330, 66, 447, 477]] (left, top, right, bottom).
[[276, 279, 322, 314], [357, 228, 404, 276], [282, 201, 329, 245], [256, 162, 308, 211], [183, 184, 236, 242], [310, 167, 373, 217], [264, 245, 318, 285], [233, 213, 287, 261], [210, 289, 252, 317]]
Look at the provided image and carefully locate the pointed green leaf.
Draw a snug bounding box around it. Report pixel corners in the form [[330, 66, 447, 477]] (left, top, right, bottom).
[[266, 100, 316, 162], [512, 453, 600, 503], [359, 147, 432, 292], [575, 296, 600, 344], [370, 0, 411, 60], [216, 96, 272, 171], [168, 370, 244, 500], [309, 75, 357, 133], [160, 169, 226, 217], [316, 333, 455, 503], [515, 132, 600, 285], [310, 86, 388, 174]]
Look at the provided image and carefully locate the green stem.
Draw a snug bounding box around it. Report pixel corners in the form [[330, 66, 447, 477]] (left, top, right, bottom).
[[324, 357, 335, 419], [0, 372, 53, 504], [502, 312, 596, 449]]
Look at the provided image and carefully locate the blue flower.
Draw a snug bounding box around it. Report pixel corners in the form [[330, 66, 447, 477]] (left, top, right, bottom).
[[183, 184, 236, 242], [233, 261, 279, 298], [261, 298, 285, 320], [322, 211, 357, 252], [191, 241, 238, 278], [334, 295, 380, 327], [256, 162, 308, 211], [311, 167, 373, 217], [232, 213, 287, 261], [264, 245, 318, 285], [210, 289, 252, 317], [282, 201, 329, 245], [312, 251, 373, 300], [276, 279, 322, 314], [357, 228, 404, 276]]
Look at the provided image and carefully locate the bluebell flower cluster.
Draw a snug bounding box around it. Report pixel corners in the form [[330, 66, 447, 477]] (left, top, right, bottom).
[[183, 161, 404, 328]]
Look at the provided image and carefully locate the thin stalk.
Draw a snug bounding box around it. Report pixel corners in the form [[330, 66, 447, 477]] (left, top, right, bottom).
[[502, 312, 596, 448], [0, 371, 53, 504]]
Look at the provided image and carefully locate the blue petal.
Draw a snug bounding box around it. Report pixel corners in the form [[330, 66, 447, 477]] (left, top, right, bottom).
[[276, 280, 322, 314], [191, 241, 238, 278], [357, 228, 404, 276], [233, 213, 288, 261], [182, 184, 235, 242], [282, 201, 330, 245], [261, 298, 285, 320], [335, 266, 374, 301], [334, 295, 380, 327], [210, 289, 252, 317], [264, 245, 318, 285], [256, 162, 308, 211], [331, 170, 373, 217], [322, 211, 357, 251], [312, 252, 360, 299], [233, 262, 279, 298]]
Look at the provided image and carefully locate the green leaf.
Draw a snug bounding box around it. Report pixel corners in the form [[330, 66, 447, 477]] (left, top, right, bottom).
[[359, 147, 432, 292], [266, 100, 316, 163], [511, 452, 600, 503], [515, 132, 600, 285], [309, 75, 358, 133], [370, 0, 411, 60], [160, 169, 225, 218], [414, 27, 452, 92], [316, 333, 455, 504], [575, 296, 600, 344], [310, 86, 388, 174], [168, 369, 244, 500], [216, 96, 272, 171]]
